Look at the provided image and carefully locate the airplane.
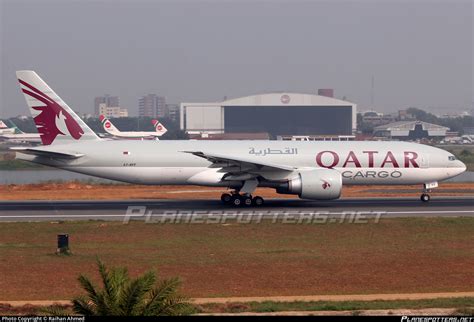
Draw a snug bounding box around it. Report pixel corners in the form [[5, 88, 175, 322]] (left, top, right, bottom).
[[11, 71, 467, 206], [0, 120, 16, 135], [0, 120, 41, 143], [100, 115, 167, 140]]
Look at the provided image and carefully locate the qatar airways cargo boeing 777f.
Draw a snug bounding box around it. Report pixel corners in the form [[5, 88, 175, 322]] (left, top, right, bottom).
[[12, 71, 466, 206]]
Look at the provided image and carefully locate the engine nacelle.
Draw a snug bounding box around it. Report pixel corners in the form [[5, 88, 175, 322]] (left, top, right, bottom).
[[277, 169, 342, 200]]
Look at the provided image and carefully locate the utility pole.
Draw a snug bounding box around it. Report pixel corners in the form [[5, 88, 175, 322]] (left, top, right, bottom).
[[370, 75, 375, 108]]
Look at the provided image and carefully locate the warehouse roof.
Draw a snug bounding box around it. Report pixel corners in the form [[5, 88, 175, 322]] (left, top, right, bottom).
[[182, 92, 356, 107], [222, 92, 355, 106], [374, 121, 449, 131]]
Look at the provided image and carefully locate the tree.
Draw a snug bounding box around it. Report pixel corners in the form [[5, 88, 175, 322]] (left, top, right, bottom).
[[70, 259, 194, 316]]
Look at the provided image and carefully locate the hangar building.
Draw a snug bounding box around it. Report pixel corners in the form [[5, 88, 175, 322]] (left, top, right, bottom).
[[180, 93, 356, 138], [373, 121, 450, 140]]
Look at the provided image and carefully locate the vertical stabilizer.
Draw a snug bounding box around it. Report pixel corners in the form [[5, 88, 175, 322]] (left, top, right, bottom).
[[16, 70, 100, 145], [100, 115, 121, 134], [152, 119, 168, 136]]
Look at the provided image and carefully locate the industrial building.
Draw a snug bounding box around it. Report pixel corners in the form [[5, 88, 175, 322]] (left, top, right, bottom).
[[373, 121, 450, 140], [180, 92, 356, 139]]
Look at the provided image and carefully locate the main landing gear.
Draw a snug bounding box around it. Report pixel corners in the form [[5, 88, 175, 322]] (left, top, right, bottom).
[[221, 179, 264, 207], [221, 192, 265, 207]]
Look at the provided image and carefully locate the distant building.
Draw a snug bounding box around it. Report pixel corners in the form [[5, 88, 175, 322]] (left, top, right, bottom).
[[439, 111, 472, 119], [361, 111, 396, 126], [463, 127, 474, 135], [317, 88, 334, 98], [166, 104, 180, 122], [139, 94, 166, 118], [98, 103, 128, 118], [94, 95, 119, 116], [277, 135, 355, 141], [398, 109, 416, 121], [373, 121, 449, 140], [189, 132, 270, 140]]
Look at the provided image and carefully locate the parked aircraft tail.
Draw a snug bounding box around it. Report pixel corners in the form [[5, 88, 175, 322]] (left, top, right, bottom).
[[152, 119, 168, 136], [16, 70, 100, 145], [99, 115, 121, 134]]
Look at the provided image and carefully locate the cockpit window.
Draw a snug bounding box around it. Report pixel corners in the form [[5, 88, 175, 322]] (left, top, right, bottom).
[[448, 156, 456, 161]]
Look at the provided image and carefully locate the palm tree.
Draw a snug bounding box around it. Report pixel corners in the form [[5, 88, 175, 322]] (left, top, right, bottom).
[[70, 259, 194, 316]]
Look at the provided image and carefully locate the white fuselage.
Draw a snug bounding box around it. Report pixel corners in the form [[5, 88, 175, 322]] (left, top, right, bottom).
[[105, 131, 161, 139], [1, 133, 41, 143], [17, 140, 466, 187], [0, 128, 16, 135]]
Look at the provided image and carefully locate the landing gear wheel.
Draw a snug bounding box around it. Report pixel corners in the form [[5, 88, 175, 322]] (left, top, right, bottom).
[[221, 193, 232, 204], [252, 196, 264, 206], [420, 193, 430, 202], [231, 195, 242, 207], [242, 195, 253, 207]]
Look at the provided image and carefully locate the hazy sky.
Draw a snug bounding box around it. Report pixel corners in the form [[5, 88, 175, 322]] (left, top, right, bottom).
[[1, 0, 472, 117]]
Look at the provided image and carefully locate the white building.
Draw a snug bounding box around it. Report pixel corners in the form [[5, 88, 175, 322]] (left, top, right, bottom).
[[180, 92, 356, 137], [373, 121, 450, 140], [98, 103, 129, 118]]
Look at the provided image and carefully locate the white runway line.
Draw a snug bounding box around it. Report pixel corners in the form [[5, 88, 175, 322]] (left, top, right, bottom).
[[1, 210, 474, 219], [0, 214, 145, 218]]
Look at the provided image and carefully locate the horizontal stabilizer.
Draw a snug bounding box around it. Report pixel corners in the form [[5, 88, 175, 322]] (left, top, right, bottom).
[[10, 147, 84, 159]]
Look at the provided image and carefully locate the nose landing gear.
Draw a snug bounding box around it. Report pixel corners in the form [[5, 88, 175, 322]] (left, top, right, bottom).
[[420, 182, 438, 202], [420, 193, 430, 202]]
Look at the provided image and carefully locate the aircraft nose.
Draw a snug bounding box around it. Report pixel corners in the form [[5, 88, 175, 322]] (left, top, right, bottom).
[[458, 160, 467, 173]]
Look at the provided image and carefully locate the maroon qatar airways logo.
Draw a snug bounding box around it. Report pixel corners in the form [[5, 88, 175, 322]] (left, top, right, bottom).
[[19, 79, 84, 145], [321, 180, 331, 190], [315, 150, 420, 168]]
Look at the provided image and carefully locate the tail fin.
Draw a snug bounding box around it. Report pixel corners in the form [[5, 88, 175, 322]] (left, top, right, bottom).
[[0, 120, 7, 129], [16, 70, 100, 145], [99, 114, 121, 134], [152, 119, 168, 135]]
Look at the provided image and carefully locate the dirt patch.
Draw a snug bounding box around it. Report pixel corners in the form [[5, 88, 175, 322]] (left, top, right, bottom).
[[0, 182, 473, 200]]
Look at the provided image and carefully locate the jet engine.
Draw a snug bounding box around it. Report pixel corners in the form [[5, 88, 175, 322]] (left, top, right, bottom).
[[276, 168, 342, 200]]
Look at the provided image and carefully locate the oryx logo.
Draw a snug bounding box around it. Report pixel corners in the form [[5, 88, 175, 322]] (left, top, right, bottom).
[[157, 125, 163, 131], [281, 94, 290, 104], [321, 180, 331, 190], [19, 79, 83, 145], [105, 121, 111, 129]]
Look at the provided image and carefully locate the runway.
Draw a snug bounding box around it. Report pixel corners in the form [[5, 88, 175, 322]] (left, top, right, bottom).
[[0, 197, 473, 222]]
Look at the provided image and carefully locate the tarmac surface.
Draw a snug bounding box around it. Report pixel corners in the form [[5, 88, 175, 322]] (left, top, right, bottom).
[[0, 197, 473, 222]]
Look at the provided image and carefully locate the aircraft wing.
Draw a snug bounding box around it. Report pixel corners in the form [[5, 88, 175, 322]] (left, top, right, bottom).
[[182, 151, 295, 180], [10, 147, 84, 159]]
